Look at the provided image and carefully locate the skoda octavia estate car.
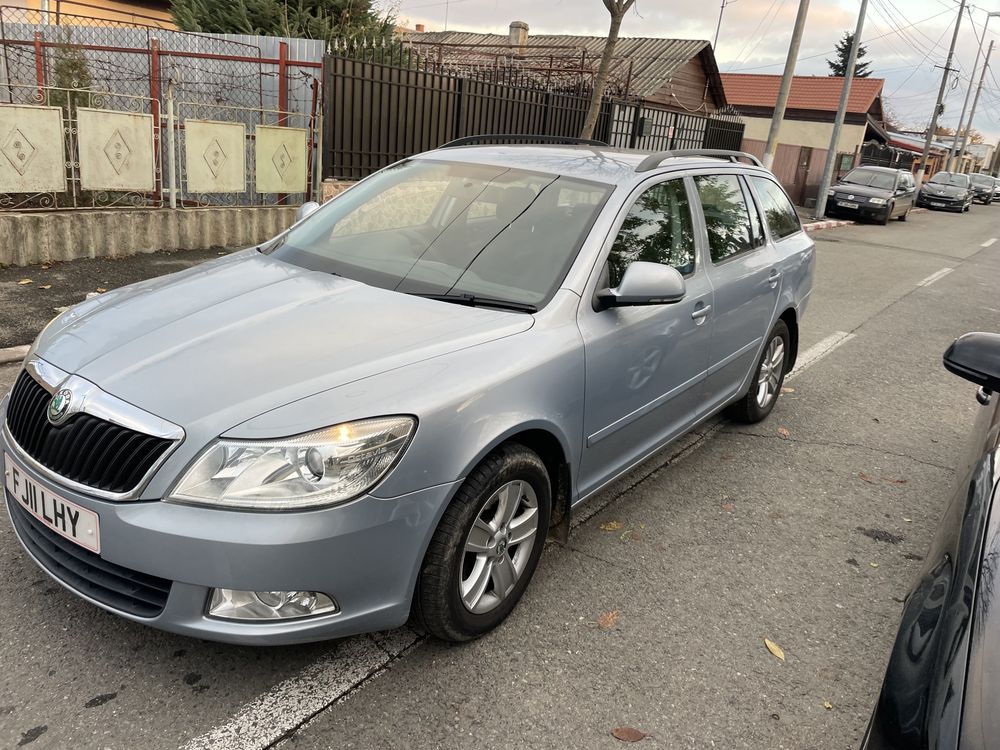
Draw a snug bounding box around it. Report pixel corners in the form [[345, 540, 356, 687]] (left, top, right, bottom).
[[2, 141, 814, 644]]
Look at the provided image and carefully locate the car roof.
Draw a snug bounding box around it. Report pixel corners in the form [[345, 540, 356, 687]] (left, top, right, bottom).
[[848, 165, 903, 174], [413, 144, 770, 186]]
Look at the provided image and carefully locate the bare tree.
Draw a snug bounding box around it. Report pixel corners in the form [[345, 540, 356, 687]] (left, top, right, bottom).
[[579, 0, 637, 140]]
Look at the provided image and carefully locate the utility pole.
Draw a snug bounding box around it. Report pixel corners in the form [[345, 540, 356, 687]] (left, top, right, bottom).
[[814, 0, 868, 220], [714, 0, 737, 48], [957, 40, 994, 172], [918, 0, 967, 181], [949, 11, 1000, 171], [763, 0, 810, 170]]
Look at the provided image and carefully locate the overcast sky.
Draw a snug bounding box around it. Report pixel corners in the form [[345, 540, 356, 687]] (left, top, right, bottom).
[[390, 0, 1000, 144]]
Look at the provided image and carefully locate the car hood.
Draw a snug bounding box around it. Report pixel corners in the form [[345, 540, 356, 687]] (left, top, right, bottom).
[[831, 183, 892, 199], [922, 183, 966, 197], [33, 251, 533, 432]]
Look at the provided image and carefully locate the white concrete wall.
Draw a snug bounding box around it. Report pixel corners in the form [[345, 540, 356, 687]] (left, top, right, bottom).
[[742, 116, 867, 154]]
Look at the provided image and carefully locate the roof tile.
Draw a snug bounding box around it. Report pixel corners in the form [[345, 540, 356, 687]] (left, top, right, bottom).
[[719, 73, 884, 114]]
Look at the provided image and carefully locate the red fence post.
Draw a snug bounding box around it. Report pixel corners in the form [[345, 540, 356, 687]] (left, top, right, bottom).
[[278, 41, 288, 125], [33, 31, 45, 101], [149, 38, 162, 200]]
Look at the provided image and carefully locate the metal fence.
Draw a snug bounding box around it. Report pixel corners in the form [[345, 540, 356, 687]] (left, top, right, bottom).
[[0, 6, 323, 210], [323, 52, 745, 180]]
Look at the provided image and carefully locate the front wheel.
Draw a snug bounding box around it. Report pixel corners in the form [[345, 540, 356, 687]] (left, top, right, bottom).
[[413, 443, 551, 642], [879, 203, 893, 225], [726, 320, 790, 424], [897, 207, 908, 221]]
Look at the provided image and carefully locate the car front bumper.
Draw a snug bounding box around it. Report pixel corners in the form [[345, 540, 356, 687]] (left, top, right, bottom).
[[1, 430, 458, 645], [825, 199, 890, 221], [916, 194, 965, 210]]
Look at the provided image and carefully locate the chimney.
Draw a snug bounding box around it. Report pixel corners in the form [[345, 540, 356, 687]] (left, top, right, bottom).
[[414, 23, 425, 32], [509, 20, 528, 52]]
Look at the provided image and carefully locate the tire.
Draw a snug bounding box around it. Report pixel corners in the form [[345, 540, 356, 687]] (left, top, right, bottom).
[[897, 208, 908, 221], [879, 204, 893, 225], [725, 320, 790, 424], [413, 443, 551, 642]]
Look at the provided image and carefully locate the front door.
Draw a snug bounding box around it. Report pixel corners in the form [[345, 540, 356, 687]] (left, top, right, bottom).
[[577, 176, 714, 500], [692, 173, 781, 409]]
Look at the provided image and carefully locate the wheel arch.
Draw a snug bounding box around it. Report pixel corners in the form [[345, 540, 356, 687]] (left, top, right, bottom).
[[779, 307, 800, 371]]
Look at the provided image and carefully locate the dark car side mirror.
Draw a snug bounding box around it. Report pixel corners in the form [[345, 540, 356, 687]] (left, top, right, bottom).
[[943, 332, 1000, 404], [596, 261, 687, 309]]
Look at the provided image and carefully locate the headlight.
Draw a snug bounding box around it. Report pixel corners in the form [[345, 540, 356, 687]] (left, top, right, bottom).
[[827, 189, 836, 197], [168, 416, 416, 510], [868, 197, 887, 205]]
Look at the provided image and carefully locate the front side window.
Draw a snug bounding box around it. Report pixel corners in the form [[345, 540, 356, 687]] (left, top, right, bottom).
[[694, 174, 755, 262], [270, 160, 612, 307], [606, 178, 696, 286], [749, 176, 801, 240]]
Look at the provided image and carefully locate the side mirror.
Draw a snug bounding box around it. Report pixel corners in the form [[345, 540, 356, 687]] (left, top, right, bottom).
[[597, 261, 686, 309], [944, 333, 1000, 399], [296, 201, 321, 222]]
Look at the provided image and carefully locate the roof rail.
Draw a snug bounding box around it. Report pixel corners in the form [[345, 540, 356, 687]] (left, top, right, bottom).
[[440, 134, 610, 149], [635, 149, 764, 172]]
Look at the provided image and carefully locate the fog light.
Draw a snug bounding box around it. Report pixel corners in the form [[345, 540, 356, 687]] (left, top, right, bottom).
[[208, 588, 338, 621]]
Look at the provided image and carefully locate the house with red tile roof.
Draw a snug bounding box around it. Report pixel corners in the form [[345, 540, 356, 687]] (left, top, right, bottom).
[[719, 73, 888, 204]]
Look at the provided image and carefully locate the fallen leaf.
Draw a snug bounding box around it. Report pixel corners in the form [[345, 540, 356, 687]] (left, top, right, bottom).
[[611, 727, 646, 742], [95, 287, 107, 293], [823, 701, 833, 710], [870, 562, 880, 569], [41, 265, 50, 270], [620, 529, 641, 542], [38, 284, 52, 290], [721, 502, 736, 512], [903, 518, 913, 523], [18, 278, 32, 285], [600, 521, 624, 531], [764, 638, 785, 662], [777, 427, 790, 438], [781, 387, 795, 394], [596, 610, 620, 630], [884, 477, 908, 485], [858, 471, 875, 484]]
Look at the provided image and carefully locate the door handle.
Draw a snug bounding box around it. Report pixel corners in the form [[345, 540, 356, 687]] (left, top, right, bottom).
[[691, 305, 712, 321], [768, 270, 782, 288]]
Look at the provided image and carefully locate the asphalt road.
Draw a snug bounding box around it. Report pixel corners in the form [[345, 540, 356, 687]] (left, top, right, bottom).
[[1, 207, 999, 750]]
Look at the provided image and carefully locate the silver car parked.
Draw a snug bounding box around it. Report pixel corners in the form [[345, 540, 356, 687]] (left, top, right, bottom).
[[2, 142, 815, 644]]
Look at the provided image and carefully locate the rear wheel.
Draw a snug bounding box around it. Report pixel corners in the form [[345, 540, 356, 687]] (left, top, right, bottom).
[[413, 443, 551, 642], [725, 320, 790, 424]]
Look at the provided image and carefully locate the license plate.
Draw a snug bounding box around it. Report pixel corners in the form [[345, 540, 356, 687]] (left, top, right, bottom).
[[930, 202, 946, 207], [4, 452, 100, 553], [837, 201, 859, 209]]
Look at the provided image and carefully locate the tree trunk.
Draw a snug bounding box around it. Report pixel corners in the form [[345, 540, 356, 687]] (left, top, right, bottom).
[[579, 10, 623, 141]]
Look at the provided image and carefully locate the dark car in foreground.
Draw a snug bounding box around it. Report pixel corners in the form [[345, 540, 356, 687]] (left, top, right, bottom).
[[916, 172, 973, 213], [825, 166, 915, 224], [862, 332, 1000, 749], [969, 173, 995, 205]]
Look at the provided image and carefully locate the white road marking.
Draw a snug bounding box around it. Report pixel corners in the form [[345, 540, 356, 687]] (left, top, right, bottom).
[[982, 237, 997, 248], [181, 632, 420, 750], [917, 267, 954, 287], [787, 331, 856, 382]]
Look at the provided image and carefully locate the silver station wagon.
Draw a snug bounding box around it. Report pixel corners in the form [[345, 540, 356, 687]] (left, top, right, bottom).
[[2, 141, 814, 644]]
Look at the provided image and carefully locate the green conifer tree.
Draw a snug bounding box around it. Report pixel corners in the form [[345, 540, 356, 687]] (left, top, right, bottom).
[[827, 32, 872, 78]]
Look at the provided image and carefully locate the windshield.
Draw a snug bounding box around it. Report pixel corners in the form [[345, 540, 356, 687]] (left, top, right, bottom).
[[970, 174, 994, 186], [269, 160, 611, 308], [929, 172, 970, 187], [842, 169, 896, 190]]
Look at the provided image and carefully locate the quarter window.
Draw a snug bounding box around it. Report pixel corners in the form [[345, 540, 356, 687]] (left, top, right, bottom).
[[748, 176, 802, 240], [607, 178, 696, 286], [694, 174, 755, 263]]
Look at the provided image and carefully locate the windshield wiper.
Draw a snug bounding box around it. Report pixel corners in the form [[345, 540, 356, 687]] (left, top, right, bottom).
[[413, 292, 538, 313]]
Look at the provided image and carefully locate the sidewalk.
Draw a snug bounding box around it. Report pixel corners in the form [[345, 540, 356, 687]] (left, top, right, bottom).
[[0, 247, 238, 349]]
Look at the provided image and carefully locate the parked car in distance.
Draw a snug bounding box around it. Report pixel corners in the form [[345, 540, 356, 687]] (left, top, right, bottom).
[[861, 332, 1000, 750], [825, 166, 916, 224], [969, 173, 995, 205], [1, 141, 815, 645], [992, 176, 1000, 202], [916, 171, 973, 213]]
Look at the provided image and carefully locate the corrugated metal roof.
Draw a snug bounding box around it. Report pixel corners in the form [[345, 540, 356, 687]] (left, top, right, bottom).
[[400, 31, 716, 102]]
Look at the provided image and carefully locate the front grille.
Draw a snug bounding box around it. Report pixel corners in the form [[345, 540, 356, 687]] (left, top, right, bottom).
[[6, 495, 171, 618], [5, 370, 172, 495]]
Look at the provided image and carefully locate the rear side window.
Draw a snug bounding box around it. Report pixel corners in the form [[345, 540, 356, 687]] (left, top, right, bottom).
[[608, 178, 696, 285], [694, 174, 755, 263], [748, 176, 802, 240]]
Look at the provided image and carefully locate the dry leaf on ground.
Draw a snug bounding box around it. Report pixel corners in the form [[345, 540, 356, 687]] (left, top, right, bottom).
[[823, 701, 833, 710], [18, 278, 32, 285], [884, 477, 908, 485], [611, 727, 647, 742], [781, 387, 795, 394], [721, 502, 736, 512], [38, 285, 52, 290], [777, 427, 790, 438], [95, 287, 107, 293], [620, 529, 640, 542], [596, 610, 620, 630], [600, 521, 624, 531], [764, 638, 785, 661], [870, 562, 880, 569], [858, 471, 875, 484]]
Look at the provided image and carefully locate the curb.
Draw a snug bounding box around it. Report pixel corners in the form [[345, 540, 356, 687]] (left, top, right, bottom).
[[0, 345, 28, 365], [802, 207, 929, 233]]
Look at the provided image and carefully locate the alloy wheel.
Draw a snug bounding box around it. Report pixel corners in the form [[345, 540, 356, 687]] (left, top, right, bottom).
[[755, 336, 785, 408]]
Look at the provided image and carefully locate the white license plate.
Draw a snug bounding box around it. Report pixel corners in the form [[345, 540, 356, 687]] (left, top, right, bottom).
[[930, 202, 946, 207], [837, 201, 859, 209], [4, 452, 100, 553]]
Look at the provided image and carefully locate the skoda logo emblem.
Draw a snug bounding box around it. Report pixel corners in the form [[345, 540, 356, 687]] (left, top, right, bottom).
[[47, 388, 73, 425]]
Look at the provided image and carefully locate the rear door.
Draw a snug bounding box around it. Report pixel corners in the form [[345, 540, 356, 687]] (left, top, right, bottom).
[[693, 172, 781, 409]]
